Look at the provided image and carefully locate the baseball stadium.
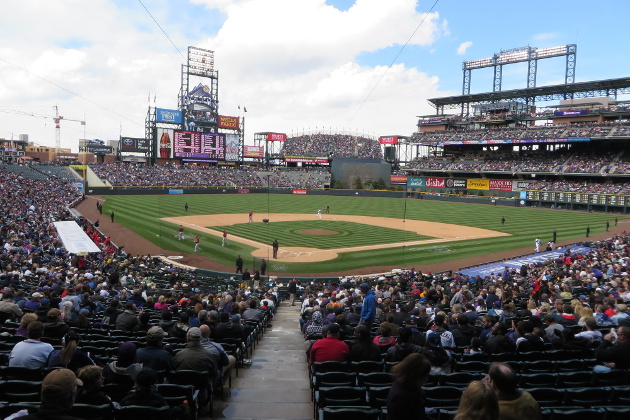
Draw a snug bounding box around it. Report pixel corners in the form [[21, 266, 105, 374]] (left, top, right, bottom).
[[2, 43, 630, 420]]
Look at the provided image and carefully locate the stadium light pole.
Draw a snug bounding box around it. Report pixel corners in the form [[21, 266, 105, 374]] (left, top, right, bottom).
[[267, 174, 271, 279]]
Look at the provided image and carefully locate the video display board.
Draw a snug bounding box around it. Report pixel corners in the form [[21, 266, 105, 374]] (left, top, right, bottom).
[[173, 130, 225, 160]]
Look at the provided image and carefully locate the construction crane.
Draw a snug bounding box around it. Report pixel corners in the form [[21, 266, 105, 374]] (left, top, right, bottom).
[[53, 105, 85, 151]]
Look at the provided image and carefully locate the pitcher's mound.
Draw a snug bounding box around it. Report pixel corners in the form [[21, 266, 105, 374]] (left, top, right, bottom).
[[298, 229, 338, 236]]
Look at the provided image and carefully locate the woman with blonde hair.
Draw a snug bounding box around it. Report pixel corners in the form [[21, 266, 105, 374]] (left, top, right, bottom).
[[538, 302, 551, 315], [454, 380, 499, 420], [577, 307, 594, 326], [61, 300, 75, 322], [16, 312, 38, 336], [154, 295, 169, 310]]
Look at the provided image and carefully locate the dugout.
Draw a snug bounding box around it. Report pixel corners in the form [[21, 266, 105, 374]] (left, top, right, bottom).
[[331, 158, 391, 188]]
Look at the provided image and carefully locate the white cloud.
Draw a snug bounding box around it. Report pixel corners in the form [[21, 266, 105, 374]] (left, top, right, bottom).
[[457, 41, 473, 55], [0, 0, 446, 151]]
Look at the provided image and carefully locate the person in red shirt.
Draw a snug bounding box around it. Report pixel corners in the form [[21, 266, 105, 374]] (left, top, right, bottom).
[[309, 323, 349, 363]]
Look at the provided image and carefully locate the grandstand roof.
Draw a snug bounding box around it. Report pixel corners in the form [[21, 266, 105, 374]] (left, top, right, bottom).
[[428, 77, 630, 109]]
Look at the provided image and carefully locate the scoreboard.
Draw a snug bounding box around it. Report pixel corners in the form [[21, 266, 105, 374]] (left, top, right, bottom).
[[173, 131, 225, 160], [527, 191, 628, 206]]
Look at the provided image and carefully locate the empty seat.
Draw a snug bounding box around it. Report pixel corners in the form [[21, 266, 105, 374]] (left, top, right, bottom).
[[319, 405, 380, 420], [356, 372, 393, 387], [564, 386, 611, 406], [548, 408, 605, 420], [555, 371, 592, 388], [314, 386, 368, 419], [439, 372, 484, 387], [349, 361, 384, 373], [525, 387, 565, 406], [518, 373, 557, 388], [422, 386, 463, 407]]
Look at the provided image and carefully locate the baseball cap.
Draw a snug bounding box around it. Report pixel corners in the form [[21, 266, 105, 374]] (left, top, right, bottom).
[[146, 326, 165, 341], [32, 292, 44, 299], [41, 368, 83, 398], [359, 283, 370, 291], [427, 332, 442, 348], [187, 327, 202, 341]]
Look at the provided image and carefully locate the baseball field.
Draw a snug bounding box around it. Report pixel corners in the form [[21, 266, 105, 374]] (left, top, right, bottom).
[[97, 193, 622, 275]]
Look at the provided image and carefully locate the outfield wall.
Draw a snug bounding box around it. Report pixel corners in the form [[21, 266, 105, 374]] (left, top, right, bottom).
[[86, 186, 629, 213]]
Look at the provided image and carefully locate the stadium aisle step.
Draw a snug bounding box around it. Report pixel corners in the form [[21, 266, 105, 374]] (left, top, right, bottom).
[[210, 301, 311, 419]]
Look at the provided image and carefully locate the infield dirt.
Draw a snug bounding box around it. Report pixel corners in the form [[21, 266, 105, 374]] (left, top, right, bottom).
[[161, 213, 510, 263]]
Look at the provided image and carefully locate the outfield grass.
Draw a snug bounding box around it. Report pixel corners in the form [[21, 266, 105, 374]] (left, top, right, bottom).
[[103, 194, 622, 274]]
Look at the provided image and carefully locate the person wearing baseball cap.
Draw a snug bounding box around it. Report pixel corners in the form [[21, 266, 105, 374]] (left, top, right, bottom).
[[136, 326, 174, 372], [15, 368, 84, 420], [358, 283, 376, 330]]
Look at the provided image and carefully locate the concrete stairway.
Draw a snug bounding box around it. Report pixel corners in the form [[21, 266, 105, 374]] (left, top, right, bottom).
[[210, 302, 312, 419]]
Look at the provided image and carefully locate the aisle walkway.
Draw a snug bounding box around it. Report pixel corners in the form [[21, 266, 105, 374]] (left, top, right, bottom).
[[212, 302, 312, 419]]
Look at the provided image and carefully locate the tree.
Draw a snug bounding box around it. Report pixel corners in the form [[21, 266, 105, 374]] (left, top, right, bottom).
[[354, 176, 363, 190], [373, 178, 386, 190]]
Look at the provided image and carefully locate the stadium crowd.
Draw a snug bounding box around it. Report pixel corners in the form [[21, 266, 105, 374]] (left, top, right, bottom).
[[281, 133, 382, 159], [1, 165, 630, 419], [411, 122, 630, 145], [89, 163, 330, 189], [408, 151, 627, 176]]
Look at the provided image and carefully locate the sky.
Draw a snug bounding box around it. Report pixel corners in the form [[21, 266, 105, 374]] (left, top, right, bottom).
[[1, 0, 629, 152]]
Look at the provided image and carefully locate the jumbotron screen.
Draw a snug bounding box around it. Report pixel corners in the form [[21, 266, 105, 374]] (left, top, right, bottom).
[[173, 130, 225, 160]]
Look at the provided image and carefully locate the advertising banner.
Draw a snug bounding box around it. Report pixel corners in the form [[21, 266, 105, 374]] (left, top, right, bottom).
[[284, 157, 328, 163], [467, 179, 490, 190], [237, 189, 250, 194], [120, 137, 150, 153], [513, 180, 533, 191], [225, 134, 240, 162], [379, 136, 398, 145], [156, 108, 183, 124], [425, 177, 445, 188], [86, 145, 113, 154], [157, 128, 173, 158], [489, 179, 513, 191], [390, 175, 408, 184], [407, 177, 425, 187], [445, 178, 467, 189], [218, 115, 240, 129], [268, 133, 287, 142], [244, 145, 264, 158], [293, 190, 307, 195]]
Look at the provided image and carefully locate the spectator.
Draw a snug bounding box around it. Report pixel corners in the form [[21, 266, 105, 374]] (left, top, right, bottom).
[[47, 330, 96, 372], [309, 323, 349, 363], [350, 325, 382, 362], [594, 325, 630, 372], [76, 365, 113, 407], [486, 362, 541, 420], [136, 326, 175, 373], [16, 368, 83, 420], [387, 353, 432, 420], [9, 321, 54, 368], [454, 380, 499, 420], [103, 342, 143, 382]]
